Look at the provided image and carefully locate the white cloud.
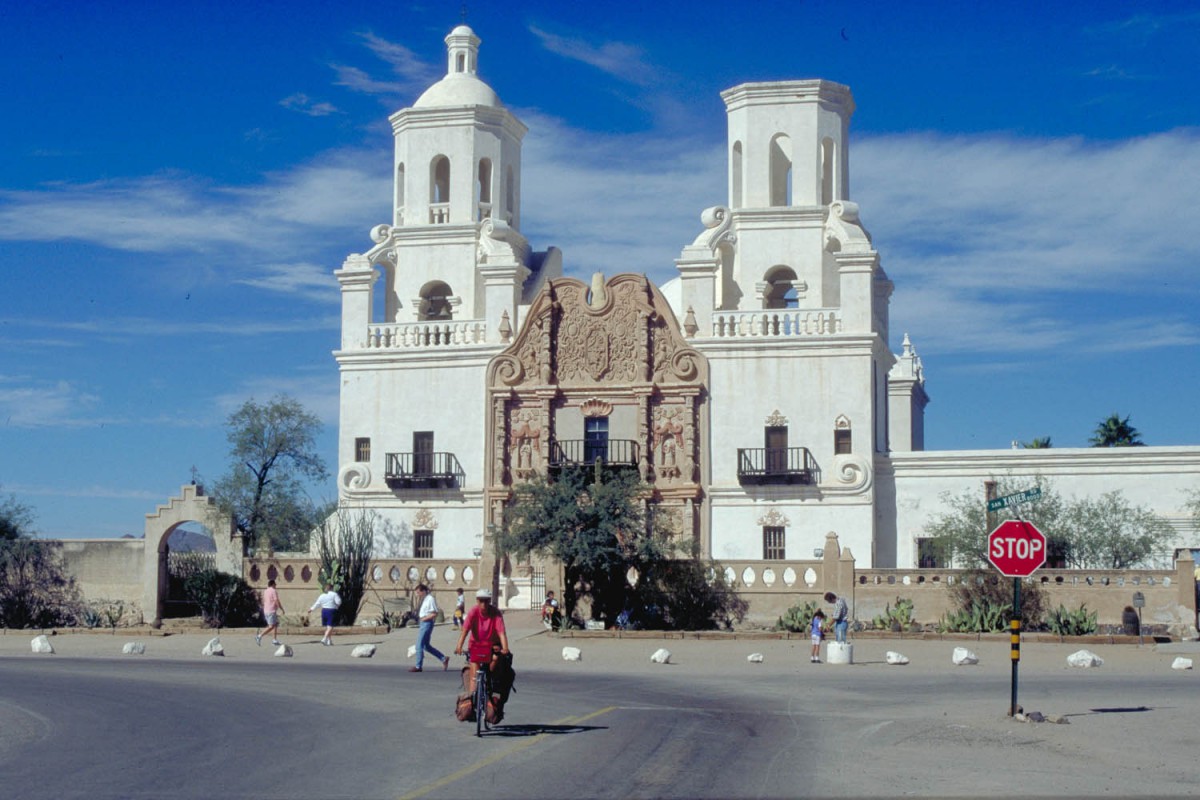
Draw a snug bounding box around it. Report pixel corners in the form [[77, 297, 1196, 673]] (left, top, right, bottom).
[[528, 25, 657, 87], [0, 378, 103, 428], [280, 93, 340, 116]]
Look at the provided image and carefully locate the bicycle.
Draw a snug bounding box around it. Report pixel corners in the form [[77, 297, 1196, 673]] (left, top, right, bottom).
[[471, 656, 493, 737]]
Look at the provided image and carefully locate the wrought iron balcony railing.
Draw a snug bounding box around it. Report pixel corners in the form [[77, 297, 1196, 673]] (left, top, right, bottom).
[[548, 439, 640, 469], [385, 452, 465, 489], [737, 447, 817, 486]]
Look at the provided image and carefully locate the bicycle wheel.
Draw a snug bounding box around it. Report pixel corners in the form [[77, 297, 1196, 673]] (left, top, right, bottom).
[[474, 667, 488, 737]]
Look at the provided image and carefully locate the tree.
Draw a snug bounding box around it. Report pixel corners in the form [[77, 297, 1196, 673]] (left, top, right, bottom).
[[924, 476, 1174, 571], [1089, 413, 1144, 447], [501, 466, 744, 629], [315, 507, 377, 626], [502, 467, 671, 624], [0, 488, 82, 628], [0, 486, 36, 541], [1021, 437, 1052, 449], [210, 395, 329, 553]]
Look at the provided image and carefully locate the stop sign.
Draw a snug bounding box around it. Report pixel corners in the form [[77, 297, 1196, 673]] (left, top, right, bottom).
[[987, 520, 1047, 577]]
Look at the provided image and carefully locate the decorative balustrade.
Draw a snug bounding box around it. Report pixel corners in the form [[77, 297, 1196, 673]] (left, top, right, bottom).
[[429, 203, 450, 224], [710, 309, 842, 339], [365, 320, 488, 349]]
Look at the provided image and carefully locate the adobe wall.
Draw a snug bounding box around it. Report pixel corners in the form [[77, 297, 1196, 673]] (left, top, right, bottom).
[[58, 539, 145, 615]]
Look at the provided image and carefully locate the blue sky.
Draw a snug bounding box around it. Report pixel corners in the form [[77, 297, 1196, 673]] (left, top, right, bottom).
[[2, 1, 1198, 538]]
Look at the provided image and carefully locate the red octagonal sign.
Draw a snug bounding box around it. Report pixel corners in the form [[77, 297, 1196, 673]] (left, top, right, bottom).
[[987, 520, 1047, 577]]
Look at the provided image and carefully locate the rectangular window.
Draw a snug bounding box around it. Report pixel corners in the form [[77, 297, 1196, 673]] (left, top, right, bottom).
[[916, 538, 944, 569], [414, 530, 434, 559], [834, 428, 851, 455], [584, 417, 609, 464], [355, 437, 371, 462], [763, 526, 786, 560], [413, 431, 434, 475]]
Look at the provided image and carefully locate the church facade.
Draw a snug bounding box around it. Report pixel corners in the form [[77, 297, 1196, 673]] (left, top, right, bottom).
[[333, 25, 1200, 582]]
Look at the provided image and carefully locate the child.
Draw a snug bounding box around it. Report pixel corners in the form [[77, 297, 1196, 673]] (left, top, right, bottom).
[[452, 587, 465, 630], [810, 609, 826, 663]]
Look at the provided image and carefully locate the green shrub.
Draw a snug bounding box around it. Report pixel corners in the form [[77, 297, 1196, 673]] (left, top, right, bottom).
[[183, 568, 259, 628], [776, 600, 821, 633], [872, 597, 915, 630], [938, 599, 1011, 633], [1046, 604, 1098, 636]]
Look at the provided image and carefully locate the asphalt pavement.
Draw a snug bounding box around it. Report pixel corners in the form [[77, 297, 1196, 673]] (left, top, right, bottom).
[[2, 613, 1198, 799]]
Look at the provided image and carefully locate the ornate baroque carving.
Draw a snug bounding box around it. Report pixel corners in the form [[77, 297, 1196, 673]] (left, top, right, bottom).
[[580, 398, 613, 418], [509, 407, 542, 480], [757, 508, 790, 528], [765, 409, 788, 427], [412, 508, 438, 530]]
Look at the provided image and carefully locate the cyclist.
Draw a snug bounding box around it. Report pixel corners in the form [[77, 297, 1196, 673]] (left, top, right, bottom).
[[454, 588, 510, 696]]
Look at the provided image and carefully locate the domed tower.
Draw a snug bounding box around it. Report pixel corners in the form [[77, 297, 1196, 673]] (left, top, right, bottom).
[[332, 25, 559, 564], [338, 24, 545, 340]]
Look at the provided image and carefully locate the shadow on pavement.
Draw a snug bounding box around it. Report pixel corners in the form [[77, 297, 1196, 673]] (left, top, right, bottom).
[[482, 723, 608, 737]]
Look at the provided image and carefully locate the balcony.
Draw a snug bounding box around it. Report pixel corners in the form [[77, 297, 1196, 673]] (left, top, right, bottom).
[[385, 452, 465, 489], [549, 439, 640, 470], [737, 447, 817, 486]]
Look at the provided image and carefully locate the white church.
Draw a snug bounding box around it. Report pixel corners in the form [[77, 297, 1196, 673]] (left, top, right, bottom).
[[331, 24, 1200, 573]]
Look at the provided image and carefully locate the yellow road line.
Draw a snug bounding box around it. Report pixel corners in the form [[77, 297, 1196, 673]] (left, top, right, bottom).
[[397, 705, 618, 800]]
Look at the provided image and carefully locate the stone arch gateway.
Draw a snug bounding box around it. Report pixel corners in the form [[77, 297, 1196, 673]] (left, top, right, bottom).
[[141, 485, 240, 626]]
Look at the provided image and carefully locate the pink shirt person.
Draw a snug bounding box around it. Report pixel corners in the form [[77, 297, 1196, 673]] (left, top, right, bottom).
[[462, 602, 507, 662]]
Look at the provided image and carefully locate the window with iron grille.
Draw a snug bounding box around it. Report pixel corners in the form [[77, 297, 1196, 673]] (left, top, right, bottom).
[[355, 437, 371, 462], [763, 526, 786, 560], [414, 530, 434, 559]]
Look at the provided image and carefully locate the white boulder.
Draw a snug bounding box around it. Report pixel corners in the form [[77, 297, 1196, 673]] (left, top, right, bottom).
[[407, 644, 417, 659], [274, 644, 294, 658], [31, 635, 54, 654], [951, 647, 978, 666], [201, 637, 225, 656], [650, 648, 672, 664], [747, 653, 764, 663], [122, 642, 146, 655], [1066, 649, 1103, 668], [1171, 657, 1192, 670], [826, 642, 853, 664], [351, 644, 376, 658], [562, 646, 583, 661], [885, 651, 910, 665]]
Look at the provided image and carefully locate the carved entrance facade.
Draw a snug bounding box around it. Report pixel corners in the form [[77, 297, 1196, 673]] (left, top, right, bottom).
[[484, 273, 710, 578]]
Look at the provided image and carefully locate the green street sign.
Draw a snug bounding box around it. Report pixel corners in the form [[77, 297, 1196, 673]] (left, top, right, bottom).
[[987, 487, 1042, 512]]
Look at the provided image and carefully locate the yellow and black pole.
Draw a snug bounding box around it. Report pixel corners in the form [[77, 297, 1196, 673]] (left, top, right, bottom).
[[1010, 576, 1021, 716]]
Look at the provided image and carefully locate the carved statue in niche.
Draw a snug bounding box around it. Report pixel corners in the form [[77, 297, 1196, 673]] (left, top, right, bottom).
[[652, 406, 688, 483], [510, 408, 542, 480], [651, 319, 675, 383]]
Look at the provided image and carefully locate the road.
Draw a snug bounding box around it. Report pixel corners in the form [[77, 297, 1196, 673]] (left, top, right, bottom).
[[2, 631, 1199, 798]]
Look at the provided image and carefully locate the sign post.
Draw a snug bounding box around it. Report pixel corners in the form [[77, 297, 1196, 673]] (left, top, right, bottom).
[[987, 517, 1047, 716]]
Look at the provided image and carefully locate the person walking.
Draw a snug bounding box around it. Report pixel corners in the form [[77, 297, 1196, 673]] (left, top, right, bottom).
[[452, 587, 465, 630], [255, 578, 285, 646], [823, 591, 849, 643], [410, 584, 450, 672], [309, 583, 342, 646]]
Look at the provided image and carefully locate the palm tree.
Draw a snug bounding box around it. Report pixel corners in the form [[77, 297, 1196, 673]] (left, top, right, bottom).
[[1089, 413, 1144, 447], [1022, 437, 1052, 449]]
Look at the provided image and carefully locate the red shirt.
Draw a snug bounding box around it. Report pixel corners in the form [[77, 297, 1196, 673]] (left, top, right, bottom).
[[463, 605, 506, 662]]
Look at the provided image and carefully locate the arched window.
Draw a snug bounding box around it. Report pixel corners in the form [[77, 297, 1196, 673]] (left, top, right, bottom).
[[769, 134, 792, 207], [430, 156, 450, 223], [821, 137, 835, 205], [731, 141, 743, 208], [763, 266, 800, 309], [477, 158, 492, 220], [418, 280, 454, 321], [456, 53, 466, 73]]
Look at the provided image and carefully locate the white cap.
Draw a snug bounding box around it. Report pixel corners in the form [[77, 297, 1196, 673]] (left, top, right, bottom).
[[475, 588, 492, 600]]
